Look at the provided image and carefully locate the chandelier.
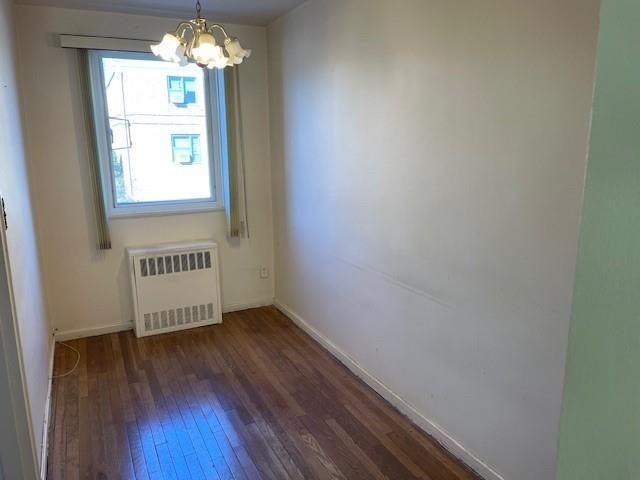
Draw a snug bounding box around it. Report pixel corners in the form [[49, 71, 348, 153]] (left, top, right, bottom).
[[151, 0, 251, 69]]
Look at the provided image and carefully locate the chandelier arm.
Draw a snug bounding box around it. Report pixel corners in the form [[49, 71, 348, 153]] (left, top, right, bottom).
[[175, 21, 196, 40], [208, 24, 230, 40]]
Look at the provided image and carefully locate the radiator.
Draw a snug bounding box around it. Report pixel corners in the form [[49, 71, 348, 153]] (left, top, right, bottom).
[[127, 241, 222, 338]]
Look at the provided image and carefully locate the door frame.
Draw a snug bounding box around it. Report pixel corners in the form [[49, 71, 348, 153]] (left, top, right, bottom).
[[0, 200, 39, 479]]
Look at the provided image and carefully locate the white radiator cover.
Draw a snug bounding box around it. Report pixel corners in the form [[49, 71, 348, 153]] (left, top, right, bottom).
[[127, 241, 222, 338]]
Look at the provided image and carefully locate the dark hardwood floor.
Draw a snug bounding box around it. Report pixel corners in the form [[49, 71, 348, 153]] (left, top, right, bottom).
[[47, 306, 479, 480]]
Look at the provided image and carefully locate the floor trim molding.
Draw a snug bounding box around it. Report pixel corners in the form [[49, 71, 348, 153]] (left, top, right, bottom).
[[53, 297, 276, 341], [54, 322, 134, 341], [223, 296, 274, 313], [40, 336, 55, 480], [274, 299, 503, 480]]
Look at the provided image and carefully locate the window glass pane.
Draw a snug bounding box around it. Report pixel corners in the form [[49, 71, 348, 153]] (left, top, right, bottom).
[[100, 57, 212, 205], [171, 134, 201, 165], [173, 136, 191, 149], [192, 136, 201, 161], [185, 78, 196, 92], [184, 78, 197, 104], [167, 76, 185, 104], [167, 75, 197, 106], [168, 77, 183, 90]]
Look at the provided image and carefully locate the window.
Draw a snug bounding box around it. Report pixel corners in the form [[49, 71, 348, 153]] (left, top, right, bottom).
[[88, 51, 225, 217], [171, 134, 201, 164], [167, 76, 197, 106]]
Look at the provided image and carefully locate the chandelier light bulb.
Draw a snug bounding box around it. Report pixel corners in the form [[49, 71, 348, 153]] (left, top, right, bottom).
[[207, 45, 232, 69], [151, 33, 185, 63], [192, 33, 217, 65], [224, 38, 252, 65], [150, 1, 250, 70]]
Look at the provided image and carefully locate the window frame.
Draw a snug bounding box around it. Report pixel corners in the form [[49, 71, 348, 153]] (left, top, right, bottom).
[[88, 50, 225, 218]]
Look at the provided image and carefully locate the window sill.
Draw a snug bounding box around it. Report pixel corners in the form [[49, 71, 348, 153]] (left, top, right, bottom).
[[108, 205, 224, 220]]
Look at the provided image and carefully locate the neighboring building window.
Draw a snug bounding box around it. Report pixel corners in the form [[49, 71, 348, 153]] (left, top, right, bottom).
[[167, 76, 197, 106], [88, 51, 225, 217], [172, 134, 201, 164]]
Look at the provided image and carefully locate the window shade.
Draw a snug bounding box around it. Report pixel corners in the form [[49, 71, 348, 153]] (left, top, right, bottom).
[[222, 66, 249, 239], [77, 49, 112, 250]]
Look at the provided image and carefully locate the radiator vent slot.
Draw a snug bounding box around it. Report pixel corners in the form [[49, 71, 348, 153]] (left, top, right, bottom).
[[142, 304, 215, 332], [139, 251, 212, 277], [128, 241, 222, 338]]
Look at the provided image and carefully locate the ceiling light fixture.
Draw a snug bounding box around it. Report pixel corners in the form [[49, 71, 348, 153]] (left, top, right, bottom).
[[151, 0, 251, 69]]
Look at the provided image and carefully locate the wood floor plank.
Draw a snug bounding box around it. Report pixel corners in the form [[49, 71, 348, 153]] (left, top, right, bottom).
[[126, 421, 151, 480], [192, 379, 252, 480], [298, 414, 372, 480], [208, 331, 306, 480], [47, 307, 480, 480], [325, 418, 389, 480], [183, 377, 235, 480], [49, 342, 67, 480], [63, 354, 80, 480]]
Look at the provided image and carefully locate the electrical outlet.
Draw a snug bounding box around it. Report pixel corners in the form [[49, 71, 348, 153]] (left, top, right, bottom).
[[259, 266, 269, 279]]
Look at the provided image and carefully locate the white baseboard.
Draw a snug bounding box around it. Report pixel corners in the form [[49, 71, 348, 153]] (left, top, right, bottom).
[[53, 298, 276, 341], [40, 336, 55, 480], [223, 296, 274, 313], [54, 322, 134, 341], [274, 300, 504, 480]]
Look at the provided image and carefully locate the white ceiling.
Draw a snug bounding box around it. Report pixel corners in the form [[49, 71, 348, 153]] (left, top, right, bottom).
[[12, 0, 307, 25]]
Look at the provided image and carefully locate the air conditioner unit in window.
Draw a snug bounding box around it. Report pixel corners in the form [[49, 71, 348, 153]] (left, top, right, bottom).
[[127, 240, 222, 338]]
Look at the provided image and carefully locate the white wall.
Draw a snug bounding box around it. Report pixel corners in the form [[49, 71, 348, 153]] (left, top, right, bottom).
[[0, 0, 51, 469], [268, 1, 599, 479], [15, 6, 275, 336]]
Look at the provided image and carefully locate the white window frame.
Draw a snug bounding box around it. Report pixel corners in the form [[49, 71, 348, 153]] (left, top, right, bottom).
[[88, 50, 225, 218]]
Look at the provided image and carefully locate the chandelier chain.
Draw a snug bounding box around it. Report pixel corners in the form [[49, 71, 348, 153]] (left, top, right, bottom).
[[195, 0, 202, 19]]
